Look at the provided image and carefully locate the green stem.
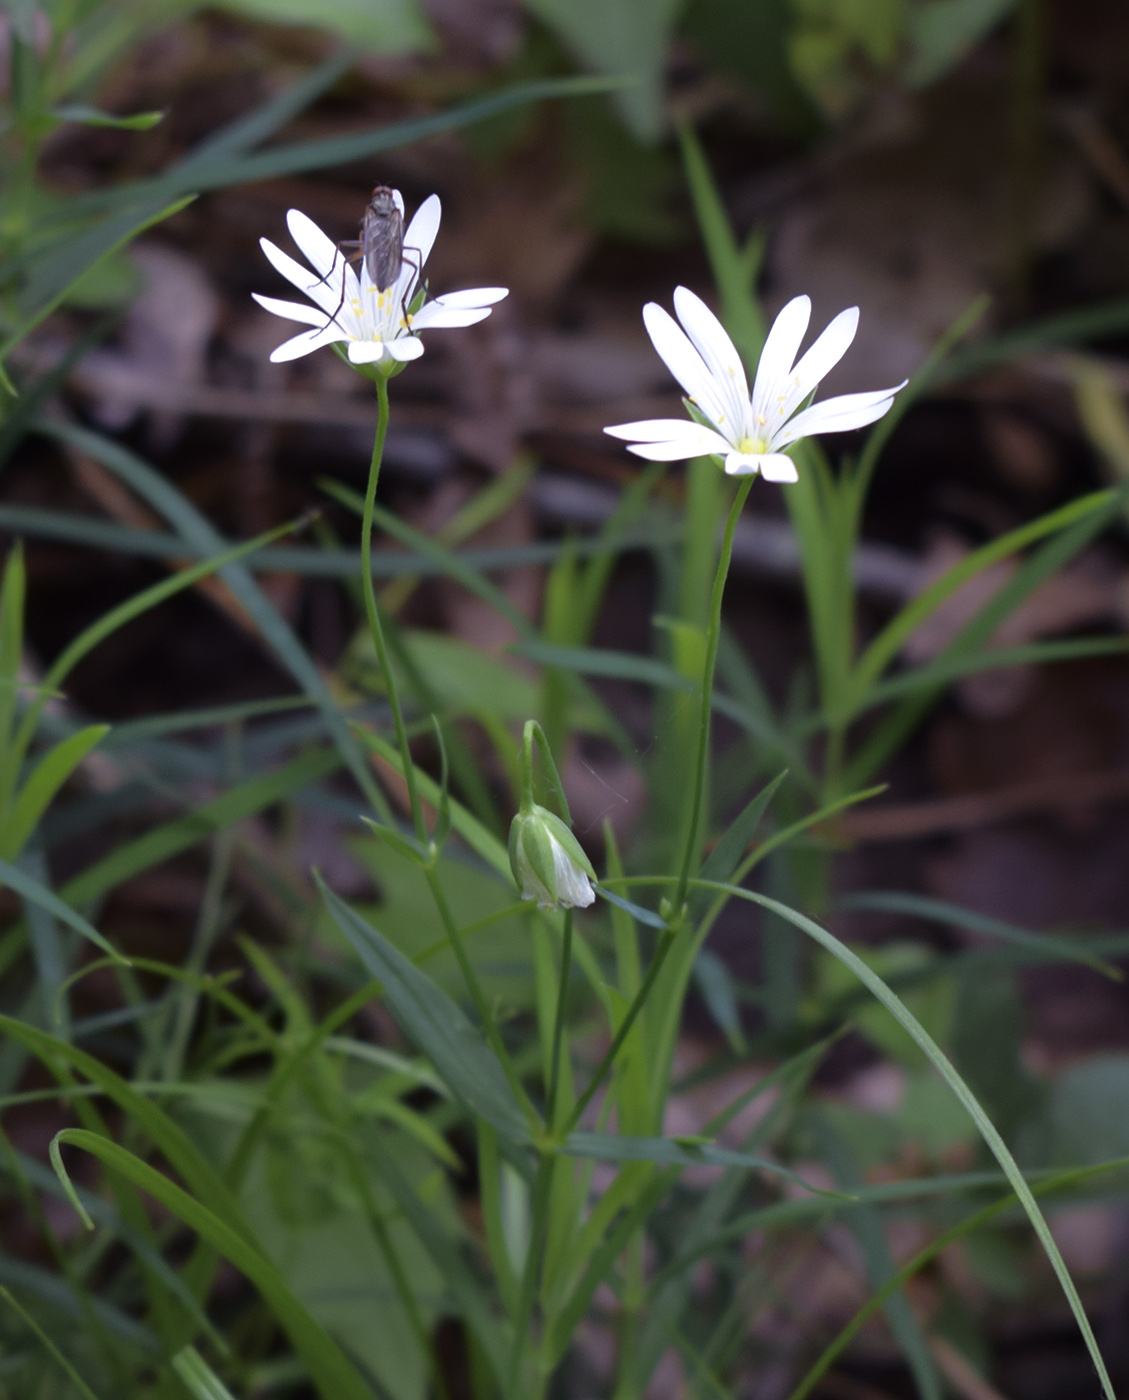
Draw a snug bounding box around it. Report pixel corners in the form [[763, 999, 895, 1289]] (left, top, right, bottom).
[[505, 1154, 555, 1400], [423, 865, 541, 1134], [559, 482, 751, 1139], [561, 927, 674, 1138], [362, 375, 425, 839], [545, 911, 572, 1128], [672, 478, 753, 914]]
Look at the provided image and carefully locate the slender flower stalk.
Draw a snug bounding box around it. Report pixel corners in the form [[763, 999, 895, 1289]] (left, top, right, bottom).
[[254, 193, 507, 368], [605, 287, 905, 479]]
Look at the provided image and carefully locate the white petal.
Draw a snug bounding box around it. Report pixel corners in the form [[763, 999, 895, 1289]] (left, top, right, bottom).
[[260, 236, 348, 316], [385, 336, 424, 361], [252, 292, 330, 327], [723, 452, 760, 476], [604, 418, 732, 452], [779, 307, 859, 420], [391, 188, 405, 216], [403, 194, 441, 270], [758, 453, 799, 482], [430, 286, 508, 308], [409, 302, 492, 330], [552, 839, 595, 909], [773, 383, 905, 445], [673, 286, 751, 437], [642, 302, 732, 432], [286, 209, 342, 280], [269, 325, 343, 363], [623, 438, 726, 462], [347, 340, 389, 365], [751, 294, 810, 424]]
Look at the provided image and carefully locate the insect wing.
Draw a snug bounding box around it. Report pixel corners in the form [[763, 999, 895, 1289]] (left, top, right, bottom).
[[363, 197, 404, 293]]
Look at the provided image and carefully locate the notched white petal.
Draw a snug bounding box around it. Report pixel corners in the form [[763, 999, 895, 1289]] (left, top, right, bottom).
[[776, 382, 906, 445], [403, 193, 441, 269], [759, 453, 800, 482], [385, 337, 425, 362], [347, 340, 387, 364], [269, 326, 342, 363], [431, 287, 508, 308], [673, 286, 750, 428], [642, 302, 730, 428], [723, 453, 761, 476], [787, 306, 859, 407], [752, 294, 811, 416], [252, 293, 329, 327], [286, 209, 340, 279], [410, 303, 491, 331]]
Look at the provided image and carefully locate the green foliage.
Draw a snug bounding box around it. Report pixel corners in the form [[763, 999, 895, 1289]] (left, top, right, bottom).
[[1, 8, 1128, 1400]]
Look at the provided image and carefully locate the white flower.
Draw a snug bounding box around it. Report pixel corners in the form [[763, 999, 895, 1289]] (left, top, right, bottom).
[[253, 192, 508, 368], [604, 287, 906, 481], [509, 804, 596, 912]]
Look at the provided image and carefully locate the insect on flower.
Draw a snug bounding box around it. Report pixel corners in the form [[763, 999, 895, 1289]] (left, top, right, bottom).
[[315, 185, 417, 333], [604, 288, 906, 480], [254, 187, 508, 369]]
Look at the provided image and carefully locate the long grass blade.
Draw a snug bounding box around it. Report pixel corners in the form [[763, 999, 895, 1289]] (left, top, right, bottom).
[[50, 1130, 375, 1400]]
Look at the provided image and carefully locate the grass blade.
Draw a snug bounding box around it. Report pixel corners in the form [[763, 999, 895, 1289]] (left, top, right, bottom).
[[50, 1129, 375, 1400], [0, 1284, 105, 1400]]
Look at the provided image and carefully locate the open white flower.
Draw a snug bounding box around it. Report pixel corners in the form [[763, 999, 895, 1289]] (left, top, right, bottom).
[[604, 287, 906, 481], [253, 192, 508, 368]]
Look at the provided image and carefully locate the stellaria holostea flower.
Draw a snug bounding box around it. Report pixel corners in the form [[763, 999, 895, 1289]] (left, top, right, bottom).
[[253, 191, 508, 368], [604, 288, 906, 480], [509, 803, 596, 911]]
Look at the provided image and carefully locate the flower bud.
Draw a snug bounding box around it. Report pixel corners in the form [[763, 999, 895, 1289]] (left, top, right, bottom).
[[508, 803, 596, 911]]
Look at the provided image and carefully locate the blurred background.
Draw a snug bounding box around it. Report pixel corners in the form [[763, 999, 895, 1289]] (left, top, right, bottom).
[[7, 0, 1129, 1395]]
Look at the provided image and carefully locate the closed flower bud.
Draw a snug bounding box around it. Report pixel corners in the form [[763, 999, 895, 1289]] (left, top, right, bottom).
[[508, 804, 596, 911]]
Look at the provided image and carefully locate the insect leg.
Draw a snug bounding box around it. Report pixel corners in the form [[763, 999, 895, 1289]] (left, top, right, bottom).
[[315, 245, 364, 334], [395, 244, 425, 326]]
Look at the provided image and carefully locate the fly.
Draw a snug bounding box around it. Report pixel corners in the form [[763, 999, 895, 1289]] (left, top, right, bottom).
[[315, 185, 422, 333], [362, 185, 404, 291]]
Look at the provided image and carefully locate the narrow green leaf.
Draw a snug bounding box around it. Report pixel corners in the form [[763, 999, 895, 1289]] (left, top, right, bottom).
[[0, 855, 120, 959], [594, 885, 666, 929], [691, 769, 787, 916], [855, 635, 1129, 714], [932, 296, 1129, 388], [850, 488, 1118, 704], [840, 891, 1123, 979], [51, 104, 164, 129], [0, 504, 670, 577], [2, 724, 109, 861], [0, 1255, 153, 1347], [515, 639, 792, 753], [179, 49, 357, 167], [0, 544, 26, 809], [561, 1132, 848, 1196], [317, 878, 531, 1143], [173, 1346, 238, 1400], [51, 1130, 374, 1400], [0, 1285, 104, 1400], [679, 126, 766, 365], [3, 195, 194, 360], [0, 1016, 258, 1250]]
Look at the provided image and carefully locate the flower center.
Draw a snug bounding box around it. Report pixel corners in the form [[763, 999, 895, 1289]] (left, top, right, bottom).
[[737, 435, 768, 455]]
